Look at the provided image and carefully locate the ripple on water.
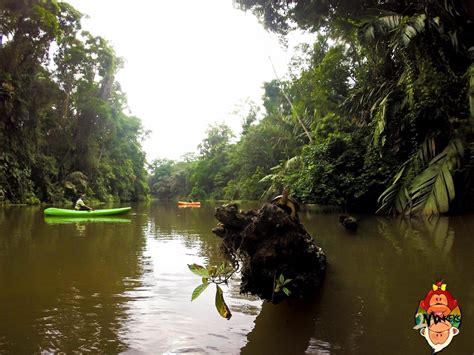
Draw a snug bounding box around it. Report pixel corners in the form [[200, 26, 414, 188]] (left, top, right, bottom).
[[164, 347, 208, 353], [305, 338, 333, 354], [230, 303, 261, 316]]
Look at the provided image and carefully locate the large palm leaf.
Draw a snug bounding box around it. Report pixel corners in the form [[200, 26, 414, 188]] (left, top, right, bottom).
[[259, 156, 301, 200], [376, 163, 410, 214], [376, 135, 436, 214], [377, 138, 463, 215], [361, 13, 427, 48], [408, 139, 463, 215]]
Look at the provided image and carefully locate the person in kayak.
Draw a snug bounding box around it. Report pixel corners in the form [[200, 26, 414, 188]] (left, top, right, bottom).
[[75, 193, 94, 211]]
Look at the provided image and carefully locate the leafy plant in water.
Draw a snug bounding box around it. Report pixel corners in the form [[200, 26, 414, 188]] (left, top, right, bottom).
[[273, 273, 293, 298], [188, 262, 235, 320]]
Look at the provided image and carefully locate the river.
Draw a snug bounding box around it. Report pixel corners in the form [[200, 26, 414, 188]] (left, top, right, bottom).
[[0, 201, 473, 354]]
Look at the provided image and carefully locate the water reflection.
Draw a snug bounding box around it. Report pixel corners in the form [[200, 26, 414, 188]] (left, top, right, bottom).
[[44, 217, 132, 225], [376, 216, 455, 258], [241, 212, 474, 354], [0, 206, 147, 353], [121, 202, 261, 353], [242, 296, 324, 354], [298, 213, 474, 354], [142, 201, 228, 265], [0, 204, 473, 354]]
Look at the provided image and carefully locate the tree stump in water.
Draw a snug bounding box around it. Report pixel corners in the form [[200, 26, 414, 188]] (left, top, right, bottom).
[[212, 203, 326, 304]]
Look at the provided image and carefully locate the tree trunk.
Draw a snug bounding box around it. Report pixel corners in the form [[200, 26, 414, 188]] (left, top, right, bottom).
[[212, 203, 326, 303]]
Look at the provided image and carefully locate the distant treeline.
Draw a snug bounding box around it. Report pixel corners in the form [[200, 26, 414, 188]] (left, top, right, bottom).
[[0, 0, 148, 204], [149, 0, 474, 215]]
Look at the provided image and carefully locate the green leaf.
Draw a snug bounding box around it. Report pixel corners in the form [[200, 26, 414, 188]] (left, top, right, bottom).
[[371, 93, 389, 147], [208, 265, 218, 277], [279, 274, 285, 284], [258, 174, 273, 183], [283, 287, 291, 296], [217, 262, 228, 275], [187, 264, 209, 278], [215, 285, 232, 320], [283, 278, 292, 285], [191, 282, 210, 301], [365, 25, 375, 41], [285, 156, 300, 170]]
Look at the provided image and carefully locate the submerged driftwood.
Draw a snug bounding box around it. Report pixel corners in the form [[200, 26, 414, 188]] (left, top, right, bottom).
[[212, 203, 326, 303], [339, 214, 358, 231]]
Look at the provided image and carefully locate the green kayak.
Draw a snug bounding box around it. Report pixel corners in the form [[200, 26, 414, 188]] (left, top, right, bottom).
[[44, 216, 131, 224], [43, 207, 132, 217]]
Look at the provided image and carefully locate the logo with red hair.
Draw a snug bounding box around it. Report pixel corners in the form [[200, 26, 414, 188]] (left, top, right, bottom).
[[414, 281, 461, 353]]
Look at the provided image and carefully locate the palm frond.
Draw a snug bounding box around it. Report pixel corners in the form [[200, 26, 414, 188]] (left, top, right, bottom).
[[408, 139, 463, 215], [364, 25, 375, 41], [392, 14, 427, 49], [398, 65, 416, 108], [285, 155, 301, 170], [259, 156, 300, 200], [376, 135, 438, 214], [377, 138, 463, 216], [442, 0, 461, 17], [378, 15, 401, 32], [376, 163, 409, 214], [371, 93, 390, 147], [361, 13, 427, 49], [258, 174, 274, 184]]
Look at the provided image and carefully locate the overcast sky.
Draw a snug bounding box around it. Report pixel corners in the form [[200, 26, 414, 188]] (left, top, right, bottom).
[[66, 0, 313, 161]]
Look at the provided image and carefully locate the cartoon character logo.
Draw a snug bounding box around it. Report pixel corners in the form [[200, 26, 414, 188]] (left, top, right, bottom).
[[414, 281, 461, 353]]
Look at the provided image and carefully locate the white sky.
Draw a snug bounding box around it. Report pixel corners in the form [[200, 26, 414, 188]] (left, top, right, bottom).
[[66, 0, 314, 161]]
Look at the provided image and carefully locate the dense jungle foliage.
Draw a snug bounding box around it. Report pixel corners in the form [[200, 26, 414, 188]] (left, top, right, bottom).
[[0, 0, 148, 204], [2, 1, 473, 215], [150, 0, 474, 215]]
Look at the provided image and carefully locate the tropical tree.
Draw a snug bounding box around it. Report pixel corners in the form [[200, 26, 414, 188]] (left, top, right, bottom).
[[0, 0, 149, 203], [235, 0, 474, 215]]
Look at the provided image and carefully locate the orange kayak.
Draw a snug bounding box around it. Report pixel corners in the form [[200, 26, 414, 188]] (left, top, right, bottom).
[[178, 201, 201, 207]]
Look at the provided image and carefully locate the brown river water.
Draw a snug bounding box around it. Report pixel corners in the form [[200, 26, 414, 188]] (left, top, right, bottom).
[[0, 201, 473, 354]]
